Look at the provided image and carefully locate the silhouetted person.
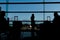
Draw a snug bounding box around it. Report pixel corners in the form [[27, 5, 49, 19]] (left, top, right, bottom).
[[53, 12, 60, 23], [0, 11, 9, 33], [31, 14, 35, 39], [53, 12, 60, 32], [52, 12, 60, 39]]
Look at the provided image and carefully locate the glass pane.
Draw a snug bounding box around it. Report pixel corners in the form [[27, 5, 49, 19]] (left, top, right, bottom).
[[8, 4, 43, 11], [45, 4, 60, 11], [8, 13, 43, 20], [0, 0, 6, 2], [0, 4, 6, 11]]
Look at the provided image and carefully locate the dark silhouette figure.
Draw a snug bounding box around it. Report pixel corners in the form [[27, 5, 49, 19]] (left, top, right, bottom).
[[12, 21, 22, 40], [0, 11, 9, 40], [53, 12, 60, 24], [0, 11, 9, 33], [53, 12, 60, 31], [52, 12, 60, 39], [31, 14, 35, 39]]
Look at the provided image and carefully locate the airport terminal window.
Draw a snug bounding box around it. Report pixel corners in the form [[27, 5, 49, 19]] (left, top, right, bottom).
[[0, 0, 58, 21], [0, 0, 60, 21], [0, 0, 60, 20]]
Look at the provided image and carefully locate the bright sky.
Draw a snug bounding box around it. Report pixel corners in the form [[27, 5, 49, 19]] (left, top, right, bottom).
[[0, 0, 60, 21]]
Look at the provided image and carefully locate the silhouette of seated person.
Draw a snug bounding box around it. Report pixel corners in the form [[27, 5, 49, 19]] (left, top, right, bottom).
[[53, 12, 60, 24], [53, 12, 60, 31], [0, 11, 9, 32], [52, 12, 60, 39]]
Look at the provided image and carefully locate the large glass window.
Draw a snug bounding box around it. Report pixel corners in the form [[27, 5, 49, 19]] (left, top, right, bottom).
[[0, 0, 60, 21]]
